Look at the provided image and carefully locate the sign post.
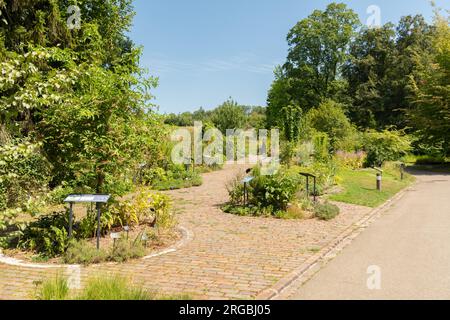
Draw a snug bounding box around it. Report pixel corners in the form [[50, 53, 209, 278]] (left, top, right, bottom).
[[299, 173, 318, 202], [242, 169, 254, 207], [64, 194, 111, 250]]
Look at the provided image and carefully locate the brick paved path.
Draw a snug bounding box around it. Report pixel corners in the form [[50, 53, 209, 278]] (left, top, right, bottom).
[[0, 165, 371, 300]]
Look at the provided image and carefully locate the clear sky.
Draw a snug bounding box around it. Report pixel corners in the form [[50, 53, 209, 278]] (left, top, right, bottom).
[[130, 0, 447, 114]]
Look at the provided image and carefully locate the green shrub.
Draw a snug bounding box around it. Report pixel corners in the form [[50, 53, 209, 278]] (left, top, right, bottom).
[[18, 212, 70, 257], [335, 151, 367, 169], [109, 239, 146, 263], [63, 240, 109, 265], [108, 190, 173, 229], [314, 202, 340, 221], [307, 100, 357, 152], [363, 130, 412, 167], [250, 168, 301, 211], [226, 174, 245, 206], [141, 163, 203, 191], [0, 140, 50, 210]]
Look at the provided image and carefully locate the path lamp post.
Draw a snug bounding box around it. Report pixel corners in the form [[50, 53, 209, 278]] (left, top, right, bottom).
[[64, 194, 111, 250], [400, 163, 406, 181], [372, 167, 383, 191]]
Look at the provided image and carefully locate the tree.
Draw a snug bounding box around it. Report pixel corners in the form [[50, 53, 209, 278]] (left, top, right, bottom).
[[343, 24, 397, 129], [407, 11, 450, 155], [307, 100, 357, 151], [0, 0, 160, 195], [282, 2, 360, 110], [211, 99, 246, 133], [266, 66, 292, 128]]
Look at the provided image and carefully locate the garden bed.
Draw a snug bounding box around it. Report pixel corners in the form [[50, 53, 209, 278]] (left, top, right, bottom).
[[1, 224, 182, 265]]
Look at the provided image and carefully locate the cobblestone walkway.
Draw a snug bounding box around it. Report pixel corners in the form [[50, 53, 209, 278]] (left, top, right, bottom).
[[0, 165, 371, 300]]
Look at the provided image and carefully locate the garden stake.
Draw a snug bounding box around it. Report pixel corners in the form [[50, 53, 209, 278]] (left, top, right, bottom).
[[68, 202, 74, 238], [96, 203, 101, 250]]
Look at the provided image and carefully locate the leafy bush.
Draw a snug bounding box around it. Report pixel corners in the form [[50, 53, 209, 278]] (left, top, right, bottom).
[[109, 190, 173, 229], [18, 212, 70, 257], [226, 174, 245, 206], [363, 130, 412, 167], [109, 239, 146, 263], [314, 202, 340, 221], [250, 168, 301, 211], [335, 151, 367, 169], [307, 100, 357, 151], [143, 165, 203, 191], [63, 240, 109, 265], [0, 140, 50, 211]]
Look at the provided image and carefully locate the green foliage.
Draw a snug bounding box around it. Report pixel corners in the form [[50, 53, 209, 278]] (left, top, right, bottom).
[[330, 166, 415, 207], [63, 240, 109, 265], [36, 276, 70, 301], [36, 276, 156, 300], [109, 238, 146, 263], [78, 276, 151, 300], [0, 0, 163, 196], [211, 98, 246, 133], [307, 100, 357, 151], [108, 190, 173, 229], [314, 202, 340, 221], [281, 105, 303, 142], [363, 130, 412, 167], [0, 140, 50, 211], [270, 3, 360, 112], [142, 165, 203, 191], [335, 151, 367, 169], [250, 168, 301, 212], [408, 12, 450, 155], [18, 212, 70, 257]]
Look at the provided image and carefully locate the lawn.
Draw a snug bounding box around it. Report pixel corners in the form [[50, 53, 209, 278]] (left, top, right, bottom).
[[329, 167, 415, 208]]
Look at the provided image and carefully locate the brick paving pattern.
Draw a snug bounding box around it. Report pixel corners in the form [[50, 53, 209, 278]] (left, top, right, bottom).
[[0, 165, 371, 300]]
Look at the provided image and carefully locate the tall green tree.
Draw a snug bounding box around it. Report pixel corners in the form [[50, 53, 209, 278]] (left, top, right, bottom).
[[343, 24, 397, 128], [0, 0, 160, 194], [283, 2, 360, 110], [407, 12, 450, 155], [211, 98, 246, 134]]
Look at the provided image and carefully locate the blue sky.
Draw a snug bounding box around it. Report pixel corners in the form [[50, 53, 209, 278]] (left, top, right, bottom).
[[130, 0, 447, 114]]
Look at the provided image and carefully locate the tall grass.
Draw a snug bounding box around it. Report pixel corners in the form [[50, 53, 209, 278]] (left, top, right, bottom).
[[78, 276, 152, 300], [36, 276, 69, 300], [36, 275, 192, 300]]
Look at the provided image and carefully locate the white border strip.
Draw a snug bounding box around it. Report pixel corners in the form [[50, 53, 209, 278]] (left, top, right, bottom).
[[0, 226, 193, 269]]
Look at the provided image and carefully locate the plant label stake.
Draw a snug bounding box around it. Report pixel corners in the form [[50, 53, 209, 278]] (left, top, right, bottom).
[[68, 202, 74, 238], [110, 232, 121, 249], [142, 232, 149, 247], [124, 226, 130, 240]]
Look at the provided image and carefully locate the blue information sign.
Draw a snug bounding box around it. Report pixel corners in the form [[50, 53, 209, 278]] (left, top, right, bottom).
[[64, 194, 111, 203]]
